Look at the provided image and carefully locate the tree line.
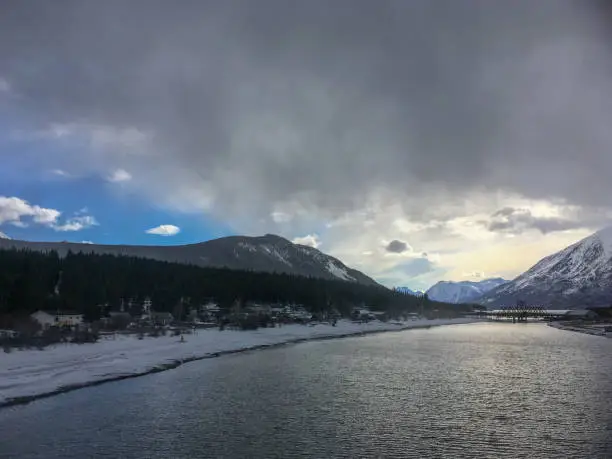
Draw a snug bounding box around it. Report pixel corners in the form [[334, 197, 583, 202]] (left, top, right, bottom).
[[0, 248, 469, 322]]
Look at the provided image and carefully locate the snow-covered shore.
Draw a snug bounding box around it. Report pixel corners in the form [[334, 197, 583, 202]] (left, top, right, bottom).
[[0, 318, 478, 407]]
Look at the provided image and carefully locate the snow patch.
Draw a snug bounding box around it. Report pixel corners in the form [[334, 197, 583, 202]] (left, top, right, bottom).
[[237, 242, 257, 253], [325, 261, 355, 281], [260, 244, 292, 266]]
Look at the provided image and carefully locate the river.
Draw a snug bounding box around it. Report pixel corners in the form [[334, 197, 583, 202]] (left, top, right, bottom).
[[1, 322, 611, 458]]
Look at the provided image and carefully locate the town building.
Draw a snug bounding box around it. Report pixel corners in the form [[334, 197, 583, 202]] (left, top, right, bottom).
[[30, 310, 84, 329]]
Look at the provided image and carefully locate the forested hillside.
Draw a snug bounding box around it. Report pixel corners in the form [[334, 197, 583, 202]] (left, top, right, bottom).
[[0, 249, 467, 321]]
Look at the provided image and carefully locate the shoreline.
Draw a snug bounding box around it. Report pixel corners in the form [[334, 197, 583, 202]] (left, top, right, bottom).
[[0, 318, 478, 409], [547, 321, 610, 338]]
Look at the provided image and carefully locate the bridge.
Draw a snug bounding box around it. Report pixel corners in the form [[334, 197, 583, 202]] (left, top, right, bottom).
[[478, 301, 582, 323]]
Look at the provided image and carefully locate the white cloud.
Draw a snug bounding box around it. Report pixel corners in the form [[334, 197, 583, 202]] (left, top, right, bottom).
[[33, 208, 62, 225], [0, 231, 10, 239], [292, 234, 321, 248], [81, 240, 94, 244], [0, 196, 98, 233], [0, 196, 61, 226], [50, 169, 72, 178], [107, 168, 132, 183], [53, 216, 99, 232], [145, 224, 180, 236]]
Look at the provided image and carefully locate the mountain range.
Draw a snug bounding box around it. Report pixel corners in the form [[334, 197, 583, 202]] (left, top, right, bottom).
[[425, 278, 508, 304], [0, 234, 380, 286], [2, 226, 612, 308], [479, 226, 612, 308]]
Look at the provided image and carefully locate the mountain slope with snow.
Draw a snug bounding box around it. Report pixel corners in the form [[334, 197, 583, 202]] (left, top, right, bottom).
[[426, 278, 508, 304], [0, 234, 380, 286], [479, 226, 612, 308]]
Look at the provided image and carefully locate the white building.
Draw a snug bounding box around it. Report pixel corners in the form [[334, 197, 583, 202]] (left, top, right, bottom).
[[30, 310, 84, 329], [141, 297, 153, 320]]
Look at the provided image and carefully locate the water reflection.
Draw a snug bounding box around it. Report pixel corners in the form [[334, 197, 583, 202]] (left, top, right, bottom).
[[1, 323, 611, 458]]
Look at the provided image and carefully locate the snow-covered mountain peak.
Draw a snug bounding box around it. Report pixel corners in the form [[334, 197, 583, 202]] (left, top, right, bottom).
[[478, 227, 612, 308], [426, 278, 508, 304]]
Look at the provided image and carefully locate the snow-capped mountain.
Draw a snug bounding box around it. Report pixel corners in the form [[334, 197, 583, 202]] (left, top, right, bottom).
[[479, 226, 612, 308], [0, 232, 10, 240], [426, 278, 508, 304], [0, 234, 380, 286]]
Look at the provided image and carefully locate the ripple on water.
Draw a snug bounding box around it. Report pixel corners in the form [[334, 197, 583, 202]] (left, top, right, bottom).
[[0, 323, 611, 459]]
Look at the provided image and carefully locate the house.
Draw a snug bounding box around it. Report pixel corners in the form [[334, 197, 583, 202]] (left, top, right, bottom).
[[151, 312, 174, 326], [0, 329, 18, 338], [141, 297, 153, 320], [246, 302, 272, 314], [30, 310, 84, 329], [108, 311, 132, 329], [197, 302, 221, 321], [109, 311, 132, 320], [352, 308, 376, 321]]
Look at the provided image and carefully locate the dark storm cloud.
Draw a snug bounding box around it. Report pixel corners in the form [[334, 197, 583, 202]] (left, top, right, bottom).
[[386, 240, 409, 254], [2, 0, 612, 222], [485, 207, 584, 235]]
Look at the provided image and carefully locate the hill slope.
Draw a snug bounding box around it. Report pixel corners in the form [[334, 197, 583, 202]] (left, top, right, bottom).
[[0, 234, 380, 286], [479, 227, 612, 308]]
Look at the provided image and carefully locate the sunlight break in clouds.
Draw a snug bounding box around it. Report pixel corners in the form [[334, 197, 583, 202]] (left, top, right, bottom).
[[145, 225, 181, 236], [292, 234, 321, 248]]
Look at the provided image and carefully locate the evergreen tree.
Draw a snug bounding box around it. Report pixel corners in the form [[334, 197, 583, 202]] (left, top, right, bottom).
[[0, 248, 467, 319]]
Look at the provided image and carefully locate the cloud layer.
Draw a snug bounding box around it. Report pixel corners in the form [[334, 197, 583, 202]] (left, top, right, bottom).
[[2, 1, 612, 287]]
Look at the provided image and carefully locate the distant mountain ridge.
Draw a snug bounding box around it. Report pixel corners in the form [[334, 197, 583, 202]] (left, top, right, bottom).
[[0, 234, 380, 286], [479, 226, 612, 308], [426, 278, 508, 304], [394, 287, 424, 296]]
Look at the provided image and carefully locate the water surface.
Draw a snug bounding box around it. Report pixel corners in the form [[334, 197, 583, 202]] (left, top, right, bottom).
[[1, 322, 611, 458]]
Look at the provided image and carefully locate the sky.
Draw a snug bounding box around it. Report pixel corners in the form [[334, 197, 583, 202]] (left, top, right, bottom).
[[1, 0, 612, 290]]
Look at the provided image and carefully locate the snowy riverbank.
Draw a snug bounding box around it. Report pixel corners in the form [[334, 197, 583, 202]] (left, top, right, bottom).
[[0, 318, 478, 407]]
